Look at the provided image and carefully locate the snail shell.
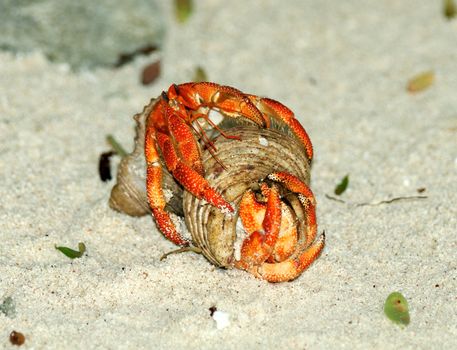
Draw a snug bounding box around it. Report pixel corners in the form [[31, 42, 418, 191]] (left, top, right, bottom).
[[109, 99, 310, 269], [109, 98, 184, 217]]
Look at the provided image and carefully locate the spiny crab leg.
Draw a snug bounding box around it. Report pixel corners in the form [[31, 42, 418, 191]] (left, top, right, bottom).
[[145, 101, 234, 246], [257, 233, 325, 283], [145, 110, 189, 246], [247, 95, 314, 161], [235, 185, 282, 272], [168, 82, 270, 128], [235, 171, 324, 282], [157, 110, 234, 214], [267, 172, 317, 248]]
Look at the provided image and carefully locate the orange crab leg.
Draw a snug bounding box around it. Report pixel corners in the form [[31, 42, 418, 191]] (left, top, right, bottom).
[[145, 108, 189, 246], [257, 233, 325, 283], [168, 82, 269, 128], [238, 184, 298, 263], [156, 112, 234, 214], [166, 106, 204, 175], [267, 172, 317, 248], [248, 95, 313, 161], [235, 185, 282, 272]]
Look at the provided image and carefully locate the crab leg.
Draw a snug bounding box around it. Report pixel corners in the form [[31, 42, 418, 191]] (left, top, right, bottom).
[[145, 114, 189, 246], [267, 172, 317, 248], [243, 171, 323, 282], [235, 185, 282, 272], [248, 95, 314, 161], [157, 110, 234, 214], [237, 184, 298, 263], [168, 82, 270, 128], [257, 233, 325, 283]]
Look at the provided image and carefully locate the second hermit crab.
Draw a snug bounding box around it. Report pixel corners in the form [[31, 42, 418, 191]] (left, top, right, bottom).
[[110, 82, 325, 282]]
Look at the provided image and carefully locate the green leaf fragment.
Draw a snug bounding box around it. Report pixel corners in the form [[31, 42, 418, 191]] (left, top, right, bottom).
[[384, 292, 410, 326], [407, 71, 435, 93], [193, 66, 208, 82], [444, 0, 456, 19], [55, 242, 86, 259], [175, 0, 193, 23], [106, 134, 127, 157], [0, 296, 16, 318], [334, 175, 349, 195]]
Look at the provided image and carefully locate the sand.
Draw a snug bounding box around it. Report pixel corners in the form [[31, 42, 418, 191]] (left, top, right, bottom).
[[1, 1, 456, 349]]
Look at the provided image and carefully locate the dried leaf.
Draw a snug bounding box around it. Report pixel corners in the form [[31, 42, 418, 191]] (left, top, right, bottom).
[[141, 60, 161, 85], [55, 242, 86, 259], [334, 175, 349, 195], [193, 66, 208, 82], [407, 71, 435, 93], [175, 0, 193, 23], [98, 151, 115, 182], [444, 0, 456, 19], [106, 135, 128, 157], [384, 292, 410, 326], [114, 44, 158, 68]]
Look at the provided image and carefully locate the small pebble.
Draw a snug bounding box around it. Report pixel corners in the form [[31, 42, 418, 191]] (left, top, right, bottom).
[[258, 136, 268, 146], [212, 310, 230, 330], [10, 331, 25, 346]]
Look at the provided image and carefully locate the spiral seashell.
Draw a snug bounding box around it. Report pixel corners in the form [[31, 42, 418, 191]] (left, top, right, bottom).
[[109, 97, 315, 278], [183, 125, 310, 268], [109, 99, 184, 217]]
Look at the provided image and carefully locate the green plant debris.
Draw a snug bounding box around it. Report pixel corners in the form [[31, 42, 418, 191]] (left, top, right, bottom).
[[106, 134, 127, 157], [175, 0, 193, 23], [55, 242, 86, 259], [334, 175, 349, 195], [444, 0, 456, 19], [384, 292, 410, 326], [193, 66, 208, 82], [0, 296, 16, 318], [407, 71, 435, 93]]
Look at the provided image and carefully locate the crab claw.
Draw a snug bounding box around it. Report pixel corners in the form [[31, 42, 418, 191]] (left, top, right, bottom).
[[235, 172, 324, 282], [235, 185, 282, 272]]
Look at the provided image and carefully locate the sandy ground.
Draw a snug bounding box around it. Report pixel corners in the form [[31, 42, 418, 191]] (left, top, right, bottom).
[[1, 1, 456, 349]]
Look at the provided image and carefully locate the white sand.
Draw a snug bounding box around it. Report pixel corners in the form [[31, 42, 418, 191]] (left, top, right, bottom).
[[1, 1, 456, 348]]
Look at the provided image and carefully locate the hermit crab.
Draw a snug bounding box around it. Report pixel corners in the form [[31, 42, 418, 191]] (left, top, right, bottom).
[[110, 82, 325, 282]]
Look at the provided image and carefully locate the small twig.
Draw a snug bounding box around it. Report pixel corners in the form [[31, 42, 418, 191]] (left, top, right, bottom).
[[160, 246, 202, 261], [325, 194, 347, 203], [325, 194, 428, 206], [355, 195, 428, 207], [106, 134, 128, 157]]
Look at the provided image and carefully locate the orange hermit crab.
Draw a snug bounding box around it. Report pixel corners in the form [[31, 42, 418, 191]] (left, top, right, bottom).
[[111, 82, 325, 282]]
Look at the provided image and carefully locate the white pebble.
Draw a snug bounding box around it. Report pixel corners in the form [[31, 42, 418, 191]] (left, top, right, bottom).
[[212, 311, 230, 330], [258, 136, 268, 146]]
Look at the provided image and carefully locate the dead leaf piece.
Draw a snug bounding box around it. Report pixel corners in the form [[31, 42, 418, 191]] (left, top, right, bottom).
[[141, 60, 161, 85], [175, 0, 193, 23], [193, 66, 208, 82], [444, 0, 456, 19], [334, 175, 349, 195], [407, 71, 435, 93], [98, 151, 115, 182], [114, 45, 158, 68]]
